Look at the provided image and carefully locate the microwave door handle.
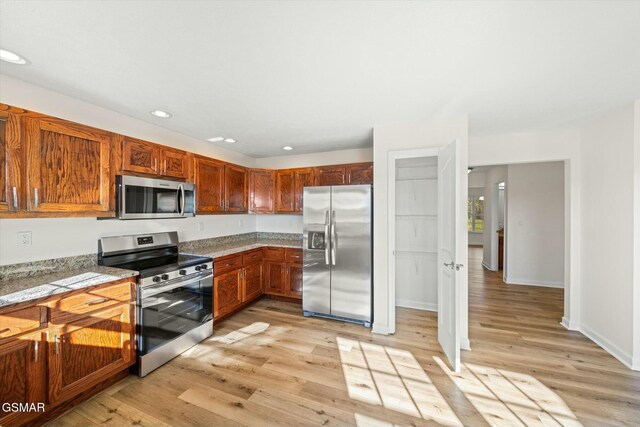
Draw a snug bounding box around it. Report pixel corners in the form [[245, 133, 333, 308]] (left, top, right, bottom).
[[179, 184, 186, 216]]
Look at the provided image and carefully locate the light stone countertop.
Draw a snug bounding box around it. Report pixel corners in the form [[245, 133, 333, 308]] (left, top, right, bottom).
[[0, 266, 138, 309], [183, 239, 303, 259]]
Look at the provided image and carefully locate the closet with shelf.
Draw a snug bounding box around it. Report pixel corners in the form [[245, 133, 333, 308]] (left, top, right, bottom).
[[395, 157, 438, 311]]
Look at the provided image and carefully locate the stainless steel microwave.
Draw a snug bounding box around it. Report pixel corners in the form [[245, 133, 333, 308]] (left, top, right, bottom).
[[117, 175, 195, 219]]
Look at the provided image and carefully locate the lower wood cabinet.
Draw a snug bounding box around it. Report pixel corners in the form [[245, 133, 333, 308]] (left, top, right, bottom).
[[286, 263, 303, 299], [213, 269, 243, 319], [243, 262, 264, 301], [0, 331, 47, 427], [264, 248, 303, 298], [264, 260, 287, 295], [47, 303, 134, 405]]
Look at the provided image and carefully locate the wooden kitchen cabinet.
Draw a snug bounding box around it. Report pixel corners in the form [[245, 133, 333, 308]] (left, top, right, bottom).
[[0, 110, 23, 213], [315, 164, 347, 186], [213, 269, 243, 318], [264, 260, 287, 295], [0, 331, 47, 427], [249, 169, 275, 213], [23, 117, 112, 214], [195, 156, 226, 213], [224, 164, 248, 212], [122, 137, 161, 175], [161, 147, 191, 180], [346, 162, 373, 185], [275, 169, 295, 213], [286, 263, 303, 299], [243, 262, 264, 301], [47, 302, 134, 405], [294, 168, 315, 212]]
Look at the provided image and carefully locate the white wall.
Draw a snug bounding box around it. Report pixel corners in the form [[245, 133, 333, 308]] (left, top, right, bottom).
[[580, 103, 636, 368], [373, 117, 469, 344], [0, 215, 255, 265], [505, 162, 564, 288], [634, 99, 640, 370], [254, 147, 372, 169], [481, 165, 508, 268], [468, 171, 485, 189], [255, 215, 303, 234]]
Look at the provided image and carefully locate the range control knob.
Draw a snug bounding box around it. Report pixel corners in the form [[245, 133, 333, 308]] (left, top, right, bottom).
[[179, 269, 187, 275], [195, 265, 202, 272], [152, 276, 161, 283], [161, 274, 170, 281], [200, 264, 208, 270]]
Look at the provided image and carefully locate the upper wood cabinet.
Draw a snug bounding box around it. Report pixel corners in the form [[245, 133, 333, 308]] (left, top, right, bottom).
[[294, 168, 315, 212], [122, 137, 190, 180], [195, 156, 225, 213], [315, 165, 347, 186], [275, 169, 295, 213], [24, 117, 112, 214], [346, 162, 373, 185], [48, 303, 133, 405], [249, 169, 275, 213], [0, 110, 22, 213], [122, 137, 160, 175], [0, 331, 47, 427], [224, 164, 248, 212]]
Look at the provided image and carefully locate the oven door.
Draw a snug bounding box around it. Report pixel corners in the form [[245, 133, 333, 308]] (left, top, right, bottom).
[[138, 271, 213, 356], [118, 175, 195, 219]]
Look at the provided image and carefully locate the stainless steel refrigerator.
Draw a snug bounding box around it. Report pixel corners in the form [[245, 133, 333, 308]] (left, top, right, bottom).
[[303, 185, 373, 327]]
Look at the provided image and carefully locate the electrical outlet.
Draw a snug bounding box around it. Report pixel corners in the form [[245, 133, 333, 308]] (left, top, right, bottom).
[[197, 222, 204, 232], [238, 219, 244, 227], [17, 231, 32, 246]]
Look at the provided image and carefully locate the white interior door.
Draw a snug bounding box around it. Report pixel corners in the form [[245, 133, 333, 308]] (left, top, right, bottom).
[[437, 139, 462, 372]]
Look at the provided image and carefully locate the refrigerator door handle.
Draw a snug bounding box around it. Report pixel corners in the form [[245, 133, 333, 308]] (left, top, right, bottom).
[[330, 210, 337, 265], [324, 210, 331, 265]]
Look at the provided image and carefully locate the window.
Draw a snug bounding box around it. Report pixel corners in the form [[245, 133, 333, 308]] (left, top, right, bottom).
[[468, 196, 484, 232]]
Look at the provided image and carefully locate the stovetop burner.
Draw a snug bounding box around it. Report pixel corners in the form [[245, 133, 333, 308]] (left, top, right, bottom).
[[115, 253, 212, 278]]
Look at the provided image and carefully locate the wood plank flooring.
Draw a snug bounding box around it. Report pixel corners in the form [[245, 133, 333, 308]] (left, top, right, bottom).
[[49, 247, 640, 426]]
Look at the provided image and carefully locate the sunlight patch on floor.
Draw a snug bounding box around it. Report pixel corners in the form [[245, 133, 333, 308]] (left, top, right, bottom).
[[210, 321, 270, 344], [337, 336, 462, 426], [434, 356, 582, 427]]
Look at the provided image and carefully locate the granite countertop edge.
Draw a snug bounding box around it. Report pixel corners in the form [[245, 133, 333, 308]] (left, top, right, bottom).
[[0, 267, 139, 310], [183, 239, 303, 258]]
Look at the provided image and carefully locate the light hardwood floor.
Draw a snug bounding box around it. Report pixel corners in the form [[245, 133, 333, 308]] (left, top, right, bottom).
[[50, 247, 640, 426]]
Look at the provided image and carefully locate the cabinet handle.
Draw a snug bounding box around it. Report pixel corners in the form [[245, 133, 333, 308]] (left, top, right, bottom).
[[34, 340, 39, 363], [12, 187, 18, 209], [154, 158, 158, 172], [34, 188, 39, 208], [54, 334, 60, 355], [0, 327, 10, 335], [85, 297, 109, 306], [164, 159, 167, 174]]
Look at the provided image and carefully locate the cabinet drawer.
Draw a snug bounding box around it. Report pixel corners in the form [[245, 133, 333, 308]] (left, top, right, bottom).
[[0, 306, 46, 339], [285, 249, 303, 263], [51, 282, 133, 323], [242, 249, 264, 265], [264, 247, 285, 261], [214, 254, 243, 275]]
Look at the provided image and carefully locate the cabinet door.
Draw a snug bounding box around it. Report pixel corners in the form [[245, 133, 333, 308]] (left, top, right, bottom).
[[161, 148, 189, 179], [195, 157, 225, 213], [264, 261, 286, 295], [294, 168, 315, 213], [315, 165, 347, 186], [286, 263, 303, 299], [249, 169, 275, 213], [225, 164, 248, 212], [122, 137, 160, 175], [0, 332, 46, 426], [24, 118, 111, 213], [243, 262, 264, 302], [0, 111, 22, 213], [48, 303, 133, 404], [347, 162, 373, 185], [275, 169, 295, 213], [214, 269, 242, 318]]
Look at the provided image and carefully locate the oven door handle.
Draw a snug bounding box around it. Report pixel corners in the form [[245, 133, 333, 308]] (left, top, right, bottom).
[[140, 271, 213, 300]]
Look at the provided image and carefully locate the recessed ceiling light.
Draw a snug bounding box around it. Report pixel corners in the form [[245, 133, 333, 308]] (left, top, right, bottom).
[[150, 110, 172, 118], [223, 138, 236, 144], [206, 137, 224, 142], [0, 49, 28, 65], [282, 146, 294, 151]]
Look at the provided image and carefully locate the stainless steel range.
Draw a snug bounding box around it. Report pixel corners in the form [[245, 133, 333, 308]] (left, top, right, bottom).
[[98, 231, 213, 377]]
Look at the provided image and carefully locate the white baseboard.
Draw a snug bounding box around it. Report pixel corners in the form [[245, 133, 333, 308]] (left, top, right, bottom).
[[372, 323, 390, 335], [481, 261, 495, 271], [561, 317, 579, 331], [504, 276, 564, 289], [579, 323, 636, 370], [461, 338, 471, 351], [396, 300, 437, 312]]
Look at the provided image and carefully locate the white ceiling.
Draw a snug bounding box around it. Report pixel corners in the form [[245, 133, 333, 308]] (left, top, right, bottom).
[[1, 1, 639, 158]]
